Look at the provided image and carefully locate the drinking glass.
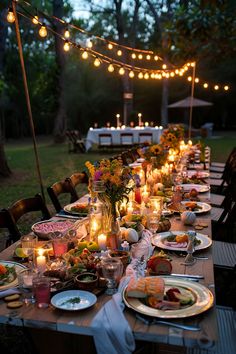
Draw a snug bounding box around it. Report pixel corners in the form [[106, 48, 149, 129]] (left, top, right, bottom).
[[17, 268, 38, 304], [130, 242, 150, 260], [146, 213, 160, 234], [101, 257, 123, 295], [20, 234, 38, 262], [33, 276, 51, 308]]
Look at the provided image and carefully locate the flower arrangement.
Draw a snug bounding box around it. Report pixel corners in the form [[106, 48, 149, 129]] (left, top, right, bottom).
[[160, 124, 185, 149], [138, 143, 168, 168]]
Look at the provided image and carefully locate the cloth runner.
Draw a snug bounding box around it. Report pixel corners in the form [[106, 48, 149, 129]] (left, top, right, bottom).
[[0, 288, 20, 299], [91, 277, 135, 354]]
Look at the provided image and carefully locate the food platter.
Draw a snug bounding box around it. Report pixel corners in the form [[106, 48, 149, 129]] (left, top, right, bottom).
[[51, 290, 97, 311], [123, 276, 213, 319], [187, 170, 209, 179], [151, 231, 212, 252], [181, 201, 211, 214], [64, 201, 89, 216], [0, 261, 27, 291], [32, 219, 75, 239], [180, 184, 210, 193]]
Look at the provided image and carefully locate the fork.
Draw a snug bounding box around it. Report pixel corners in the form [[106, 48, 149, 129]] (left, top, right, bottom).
[[136, 313, 201, 331]]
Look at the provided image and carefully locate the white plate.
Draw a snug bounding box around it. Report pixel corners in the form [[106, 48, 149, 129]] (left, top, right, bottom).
[[187, 171, 209, 179], [180, 184, 210, 193], [64, 201, 89, 216], [32, 219, 75, 239], [129, 162, 142, 168], [181, 201, 211, 214], [151, 231, 212, 252], [123, 276, 213, 319], [0, 261, 27, 291], [51, 290, 97, 311]]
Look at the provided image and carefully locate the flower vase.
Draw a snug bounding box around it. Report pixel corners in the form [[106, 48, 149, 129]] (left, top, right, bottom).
[[105, 201, 120, 250]]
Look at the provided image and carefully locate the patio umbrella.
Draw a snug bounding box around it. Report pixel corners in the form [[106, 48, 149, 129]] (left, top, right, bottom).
[[168, 96, 213, 108]]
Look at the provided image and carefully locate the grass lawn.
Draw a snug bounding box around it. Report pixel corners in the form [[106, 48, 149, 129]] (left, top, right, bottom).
[[0, 133, 235, 210]]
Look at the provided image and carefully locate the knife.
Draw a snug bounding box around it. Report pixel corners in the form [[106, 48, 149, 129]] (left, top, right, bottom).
[[169, 273, 204, 280], [136, 314, 201, 331], [55, 214, 83, 220]]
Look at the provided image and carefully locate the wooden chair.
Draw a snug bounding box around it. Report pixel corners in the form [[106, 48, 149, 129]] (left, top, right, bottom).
[[120, 150, 135, 165], [66, 130, 86, 153], [138, 132, 153, 144], [120, 133, 134, 147], [210, 147, 236, 171], [98, 133, 113, 148], [47, 180, 78, 213], [65, 171, 89, 199], [0, 208, 20, 247]]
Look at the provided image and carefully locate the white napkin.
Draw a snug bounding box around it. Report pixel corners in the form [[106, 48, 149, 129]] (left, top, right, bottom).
[[91, 277, 135, 354], [0, 288, 20, 299], [139, 229, 154, 258]]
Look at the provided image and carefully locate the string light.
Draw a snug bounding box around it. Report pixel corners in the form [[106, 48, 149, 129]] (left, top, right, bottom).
[[63, 40, 70, 52], [64, 28, 70, 38], [214, 85, 219, 90], [187, 76, 192, 81], [144, 72, 149, 79], [117, 49, 122, 56], [108, 64, 114, 72], [94, 57, 101, 67], [162, 64, 167, 69], [82, 50, 88, 59], [119, 67, 125, 75], [138, 72, 144, 79], [131, 53, 136, 59], [170, 72, 175, 77], [32, 15, 39, 25], [154, 55, 159, 61], [87, 39, 93, 48], [138, 54, 143, 60], [108, 43, 113, 50], [224, 85, 229, 91], [203, 83, 208, 88], [7, 8, 15, 23], [129, 70, 135, 78], [146, 55, 151, 60], [195, 78, 199, 83], [39, 24, 47, 38]]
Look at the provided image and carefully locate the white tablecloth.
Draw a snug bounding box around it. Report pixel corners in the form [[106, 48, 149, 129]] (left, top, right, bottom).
[[85, 127, 163, 151]]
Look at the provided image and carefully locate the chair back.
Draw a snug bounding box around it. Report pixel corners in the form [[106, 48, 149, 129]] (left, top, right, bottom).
[[47, 180, 78, 212], [120, 133, 133, 146], [138, 132, 153, 144], [120, 150, 135, 165], [98, 133, 113, 147], [0, 208, 20, 246]]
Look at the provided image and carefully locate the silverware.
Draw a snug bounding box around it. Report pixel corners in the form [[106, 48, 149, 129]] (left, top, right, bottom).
[[55, 214, 83, 220], [170, 273, 204, 280], [136, 313, 201, 331]]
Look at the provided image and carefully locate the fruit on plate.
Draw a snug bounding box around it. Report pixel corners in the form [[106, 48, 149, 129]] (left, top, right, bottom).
[[87, 241, 99, 251], [189, 188, 199, 198], [175, 234, 188, 243], [124, 228, 139, 243], [147, 256, 172, 275], [15, 248, 28, 258], [156, 218, 171, 233]]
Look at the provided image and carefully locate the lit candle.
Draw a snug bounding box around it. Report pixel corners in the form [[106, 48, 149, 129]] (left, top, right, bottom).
[[127, 202, 134, 214], [138, 113, 142, 127], [116, 114, 120, 128], [36, 249, 46, 273], [23, 274, 34, 287], [168, 154, 175, 162], [142, 185, 149, 204], [98, 234, 107, 250], [145, 121, 149, 127], [188, 140, 193, 146]]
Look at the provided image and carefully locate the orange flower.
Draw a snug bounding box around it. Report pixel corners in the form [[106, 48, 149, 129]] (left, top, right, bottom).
[[0, 264, 7, 275]]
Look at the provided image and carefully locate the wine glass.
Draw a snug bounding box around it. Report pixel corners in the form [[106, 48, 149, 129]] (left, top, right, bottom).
[[101, 257, 123, 295], [146, 212, 160, 234]]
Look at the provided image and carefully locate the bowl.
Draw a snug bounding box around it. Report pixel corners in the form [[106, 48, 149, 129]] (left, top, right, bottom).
[[74, 272, 98, 291], [108, 250, 130, 269], [31, 220, 74, 240]]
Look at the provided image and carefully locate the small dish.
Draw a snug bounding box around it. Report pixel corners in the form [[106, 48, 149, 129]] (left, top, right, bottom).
[[51, 290, 97, 311], [74, 272, 98, 291], [109, 250, 130, 268]]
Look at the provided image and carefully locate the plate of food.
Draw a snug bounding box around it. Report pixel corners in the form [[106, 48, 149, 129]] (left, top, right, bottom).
[[151, 231, 212, 251], [181, 201, 211, 214], [51, 290, 97, 311], [187, 171, 209, 179], [0, 261, 27, 291], [180, 184, 210, 193], [64, 202, 90, 216], [32, 219, 75, 239], [123, 276, 213, 319]]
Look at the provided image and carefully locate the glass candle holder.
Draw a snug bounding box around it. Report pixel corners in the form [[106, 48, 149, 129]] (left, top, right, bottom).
[[33, 247, 49, 273]]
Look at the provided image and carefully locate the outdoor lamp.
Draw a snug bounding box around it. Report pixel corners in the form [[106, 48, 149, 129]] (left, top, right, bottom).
[[119, 67, 125, 75], [7, 8, 15, 23], [82, 51, 88, 59], [63, 40, 70, 52], [108, 43, 113, 50], [39, 24, 47, 38], [94, 58, 101, 67], [64, 28, 70, 38], [108, 64, 114, 72], [32, 15, 39, 25]]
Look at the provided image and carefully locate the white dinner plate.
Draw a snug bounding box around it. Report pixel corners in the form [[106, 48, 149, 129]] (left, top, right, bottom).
[[51, 290, 97, 311], [129, 162, 142, 168], [0, 261, 27, 291], [123, 276, 214, 319], [180, 184, 210, 193], [181, 201, 211, 214], [151, 231, 212, 252], [64, 201, 89, 216], [187, 171, 209, 179]]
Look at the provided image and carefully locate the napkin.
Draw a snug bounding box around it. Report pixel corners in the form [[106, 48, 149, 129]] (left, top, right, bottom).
[[0, 288, 21, 299], [91, 277, 135, 354]]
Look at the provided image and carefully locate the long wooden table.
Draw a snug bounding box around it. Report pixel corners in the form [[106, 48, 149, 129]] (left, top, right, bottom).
[[0, 213, 217, 354]]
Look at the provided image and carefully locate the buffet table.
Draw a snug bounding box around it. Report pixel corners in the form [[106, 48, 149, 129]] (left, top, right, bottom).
[[85, 126, 163, 151]]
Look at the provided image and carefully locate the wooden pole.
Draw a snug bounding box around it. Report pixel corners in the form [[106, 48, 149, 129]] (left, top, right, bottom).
[[12, 1, 45, 201], [188, 62, 196, 140]]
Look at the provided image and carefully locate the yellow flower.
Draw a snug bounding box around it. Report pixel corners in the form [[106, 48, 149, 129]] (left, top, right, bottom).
[[85, 161, 95, 177]]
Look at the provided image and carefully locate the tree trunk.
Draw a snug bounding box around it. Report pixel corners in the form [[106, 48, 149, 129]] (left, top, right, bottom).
[[0, 5, 12, 177], [52, 0, 67, 143]]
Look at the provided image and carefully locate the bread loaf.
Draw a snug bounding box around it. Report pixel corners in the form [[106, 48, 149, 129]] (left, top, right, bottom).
[[126, 277, 165, 300]]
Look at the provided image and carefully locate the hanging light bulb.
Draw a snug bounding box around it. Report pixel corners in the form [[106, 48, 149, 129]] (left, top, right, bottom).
[[108, 64, 114, 72], [32, 15, 39, 25], [154, 73, 159, 79], [138, 72, 143, 79], [144, 72, 149, 80], [64, 28, 70, 39], [63, 40, 70, 52], [119, 67, 125, 75], [94, 58, 101, 67], [82, 50, 88, 59], [117, 49, 122, 56], [195, 77, 199, 83], [7, 8, 15, 23], [39, 24, 47, 38], [184, 65, 188, 71], [224, 85, 229, 91], [203, 83, 208, 88], [214, 85, 219, 90], [170, 72, 175, 77], [165, 72, 170, 78], [188, 76, 192, 81], [138, 54, 143, 60], [175, 69, 179, 74], [87, 39, 93, 48], [150, 73, 155, 79], [179, 71, 184, 76], [146, 55, 151, 60], [154, 55, 159, 61], [129, 70, 135, 78], [131, 53, 136, 59], [162, 64, 167, 69], [191, 62, 195, 67], [162, 72, 166, 77], [108, 43, 113, 50]]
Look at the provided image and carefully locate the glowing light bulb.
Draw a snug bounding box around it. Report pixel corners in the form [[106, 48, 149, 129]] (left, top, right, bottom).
[[157, 74, 162, 79], [138, 54, 143, 60], [131, 53, 136, 59], [119, 67, 125, 75], [165, 72, 170, 78], [108, 43, 113, 50], [184, 65, 188, 71], [82, 51, 88, 59], [175, 69, 179, 74], [32, 15, 39, 25], [162, 64, 167, 69], [154, 73, 159, 79], [188, 76, 192, 81], [144, 73, 149, 79], [191, 62, 195, 67], [151, 73, 155, 79], [64, 28, 70, 38], [179, 71, 183, 76], [117, 49, 122, 56], [195, 78, 199, 83], [63, 40, 70, 52], [7, 8, 15, 23], [108, 64, 114, 72], [162, 72, 166, 77], [203, 83, 208, 88], [39, 24, 47, 38], [154, 55, 159, 61], [87, 40, 93, 48], [138, 72, 143, 79], [214, 85, 219, 90], [224, 85, 229, 91], [129, 71, 135, 78], [146, 55, 151, 60], [94, 58, 101, 67], [170, 72, 175, 77]]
